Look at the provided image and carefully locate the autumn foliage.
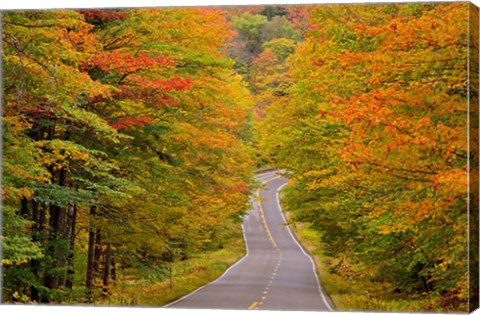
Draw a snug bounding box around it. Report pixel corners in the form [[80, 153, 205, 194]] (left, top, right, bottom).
[[1, 3, 477, 312], [258, 2, 477, 312], [2, 8, 254, 303]]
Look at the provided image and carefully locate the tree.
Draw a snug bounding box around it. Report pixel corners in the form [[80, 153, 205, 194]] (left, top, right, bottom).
[[260, 2, 472, 311], [2, 7, 255, 304]]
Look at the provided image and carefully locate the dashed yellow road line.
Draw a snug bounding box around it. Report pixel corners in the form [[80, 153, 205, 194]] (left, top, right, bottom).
[[248, 301, 258, 310], [256, 188, 277, 249], [248, 175, 285, 310]]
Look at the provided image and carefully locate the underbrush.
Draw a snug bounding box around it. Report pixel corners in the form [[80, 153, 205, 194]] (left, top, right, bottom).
[[287, 217, 447, 312], [91, 228, 246, 306]]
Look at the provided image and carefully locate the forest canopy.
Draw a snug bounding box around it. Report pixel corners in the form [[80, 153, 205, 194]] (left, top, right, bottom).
[[1, 3, 477, 312]]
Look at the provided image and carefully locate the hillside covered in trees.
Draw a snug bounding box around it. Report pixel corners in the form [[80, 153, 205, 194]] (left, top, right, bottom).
[[256, 3, 478, 312], [2, 3, 478, 312], [2, 8, 255, 304]]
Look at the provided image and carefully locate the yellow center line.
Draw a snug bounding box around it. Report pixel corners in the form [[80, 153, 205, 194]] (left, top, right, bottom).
[[248, 175, 285, 310], [256, 188, 277, 249], [248, 301, 258, 310]]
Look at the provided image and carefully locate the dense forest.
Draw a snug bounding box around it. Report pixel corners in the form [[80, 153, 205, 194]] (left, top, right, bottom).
[[257, 3, 478, 312], [1, 3, 478, 312], [2, 8, 256, 304]]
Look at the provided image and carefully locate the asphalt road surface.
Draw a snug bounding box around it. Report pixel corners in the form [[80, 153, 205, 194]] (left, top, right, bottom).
[[165, 170, 333, 311]]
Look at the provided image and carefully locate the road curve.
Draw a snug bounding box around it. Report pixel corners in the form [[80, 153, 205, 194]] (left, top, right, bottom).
[[165, 170, 333, 311]]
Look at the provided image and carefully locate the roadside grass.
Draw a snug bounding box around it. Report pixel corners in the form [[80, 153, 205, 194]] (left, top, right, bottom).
[[94, 229, 246, 306], [284, 215, 442, 312]]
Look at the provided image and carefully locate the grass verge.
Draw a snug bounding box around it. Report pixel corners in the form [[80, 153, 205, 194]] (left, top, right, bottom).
[[282, 208, 443, 312], [96, 228, 246, 306]]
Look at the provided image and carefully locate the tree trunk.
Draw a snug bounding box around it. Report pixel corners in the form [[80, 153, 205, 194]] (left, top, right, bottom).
[[38, 203, 49, 303], [65, 204, 78, 289], [86, 205, 97, 302], [20, 197, 29, 217], [31, 199, 39, 239], [111, 255, 116, 284], [44, 165, 58, 290], [102, 243, 112, 295], [39, 203, 46, 237], [44, 206, 56, 292], [93, 229, 103, 274], [46, 167, 69, 289], [30, 200, 40, 301], [45, 203, 61, 290], [420, 276, 430, 293], [44, 124, 70, 290]]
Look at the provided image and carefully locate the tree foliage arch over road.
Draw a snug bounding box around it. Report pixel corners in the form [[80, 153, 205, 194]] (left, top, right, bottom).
[[2, 3, 477, 312], [258, 3, 477, 311]]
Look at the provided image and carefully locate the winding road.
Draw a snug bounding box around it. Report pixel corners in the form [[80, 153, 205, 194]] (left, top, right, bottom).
[[165, 170, 333, 311]]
